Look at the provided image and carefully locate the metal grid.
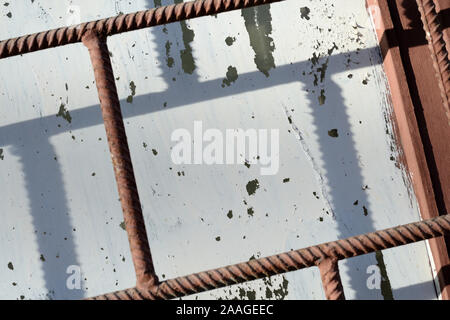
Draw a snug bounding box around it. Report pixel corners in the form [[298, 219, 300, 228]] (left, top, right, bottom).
[[0, 0, 449, 300]]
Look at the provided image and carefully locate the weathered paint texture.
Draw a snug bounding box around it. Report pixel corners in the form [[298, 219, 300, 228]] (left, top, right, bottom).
[[0, 0, 439, 300]]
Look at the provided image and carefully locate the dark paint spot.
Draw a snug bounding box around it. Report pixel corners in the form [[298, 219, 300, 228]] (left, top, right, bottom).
[[152, 149, 158, 156], [225, 36, 236, 46], [246, 179, 260, 196], [375, 251, 394, 300], [318, 89, 326, 105], [175, 0, 196, 74], [222, 66, 238, 87], [6, 11, 11, 18], [247, 207, 254, 217], [363, 206, 368, 216], [242, 5, 275, 77], [215, 236, 221, 241], [165, 41, 174, 68], [7, 262, 13, 270], [300, 7, 310, 20], [328, 129, 338, 138], [0, 148, 4, 160], [56, 103, 72, 124], [227, 210, 233, 219], [126, 81, 136, 103], [283, 178, 290, 183], [40, 254, 45, 262]]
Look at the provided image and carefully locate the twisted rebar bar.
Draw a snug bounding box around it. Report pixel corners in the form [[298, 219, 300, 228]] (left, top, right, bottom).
[[87, 214, 450, 300], [317, 258, 345, 300], [0, 0, 283, 59], [416, 0, 450, 125], [82, 31, 158, 289]]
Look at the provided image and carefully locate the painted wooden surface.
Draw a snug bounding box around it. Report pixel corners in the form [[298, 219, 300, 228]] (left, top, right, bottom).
[[0, 0, 438, 299]]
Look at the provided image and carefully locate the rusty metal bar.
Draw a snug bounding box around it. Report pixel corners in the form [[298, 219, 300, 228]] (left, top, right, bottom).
[[416, 0, 450, 125], [0, 0, 284, 60], [82, 30, 158, 289], [87, 214, 450, 300], [316, 258, 345, 300]]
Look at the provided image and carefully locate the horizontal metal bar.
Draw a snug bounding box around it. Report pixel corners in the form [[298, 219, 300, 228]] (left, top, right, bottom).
[[87, 214, 450, 300], [0, 0, 284, 60]]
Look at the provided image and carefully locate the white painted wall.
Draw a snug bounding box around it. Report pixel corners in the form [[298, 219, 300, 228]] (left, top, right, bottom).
[[0, 0, 437, 299]]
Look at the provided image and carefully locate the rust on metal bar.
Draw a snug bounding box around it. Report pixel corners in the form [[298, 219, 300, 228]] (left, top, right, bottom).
[[0, 0, 284, 60], [82, 30, 158, 289], [87, 214, 450, 300], [416, 0, 450, 125], [316, 258, 345, 300]]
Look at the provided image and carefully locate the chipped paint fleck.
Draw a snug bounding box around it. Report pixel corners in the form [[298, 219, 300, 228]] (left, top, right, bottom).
[[242, 5, 275, 77]]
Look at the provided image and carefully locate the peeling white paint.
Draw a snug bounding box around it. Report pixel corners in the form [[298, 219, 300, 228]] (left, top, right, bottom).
[[0, 0, 438, 300]]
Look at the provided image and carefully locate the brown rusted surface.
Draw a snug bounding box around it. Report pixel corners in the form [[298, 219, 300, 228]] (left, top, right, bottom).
[[416, 0, 450, 125], [316, 258, 345, 300], [87, 214, 450, 300], [435, 0, 450, 53], [82, 31, 158, 289], [367, 0, 450, 299], [0, 0, 285, 59]]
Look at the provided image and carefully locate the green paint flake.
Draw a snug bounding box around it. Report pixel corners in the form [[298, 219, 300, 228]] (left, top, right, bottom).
[[175, 0, 196, 74], [56, 103, 72, 124], [221, 66, 239, 87], [262, 276, 289, 300], [246, 179, 260, 196], [328, 129, 338, 138], [119, 221, 126, 230], [165, 40, 174, 68], [40, 254, 45, 262], [300, 7, 310, 20], [153, 0, 161, 7], [375, 251, 394, 300], [152, 149, 158, 156], [242, 5, 275, 77], [318, 89, 326, 105], [126, 81, 136, 103], [225, 36, 236, 46]]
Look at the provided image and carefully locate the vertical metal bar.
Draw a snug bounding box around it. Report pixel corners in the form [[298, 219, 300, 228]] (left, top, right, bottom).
[[82, 30, 158, 289], [416, 0, 450, 125], [317, 258, 345, 300]]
